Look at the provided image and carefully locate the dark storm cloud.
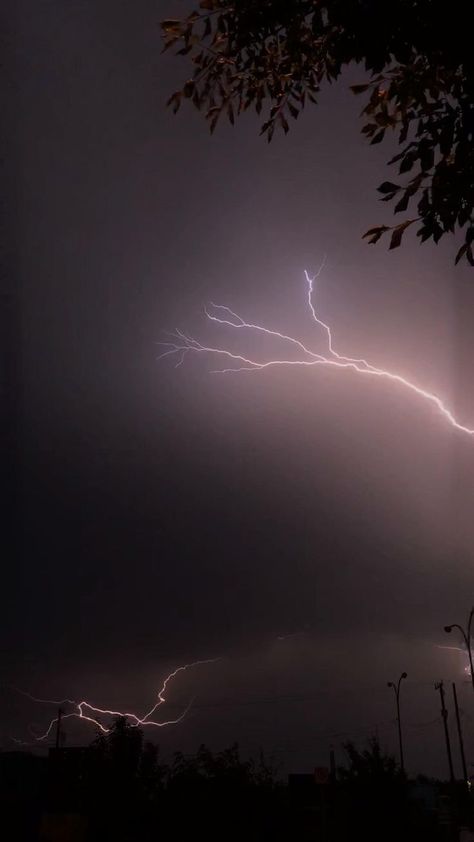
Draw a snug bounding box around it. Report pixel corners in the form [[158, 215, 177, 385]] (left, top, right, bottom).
[[3, 0, 474, 775]]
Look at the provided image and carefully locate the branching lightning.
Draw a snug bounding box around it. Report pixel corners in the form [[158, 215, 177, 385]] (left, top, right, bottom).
[[158, 269, 474, 437], [12, 659, 218, 744]]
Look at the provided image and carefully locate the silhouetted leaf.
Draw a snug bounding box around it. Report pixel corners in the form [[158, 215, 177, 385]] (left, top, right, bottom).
[[399, 154, 416, 173], [166, 92, 182, 114], [161, 19, 181, 32], [399, 121, 409, 144], [362, 225, 389, 244], [378, 182, 400, 194], [280, 113, 289, 134], [394, 192, 410, 213], [417, 224, 433, 242], [390, 220, 414, 249], [350, 84, 370, 94], [432, 224, 443, 243], [370, 129, 385, 144], [209, 112, 220, 133]]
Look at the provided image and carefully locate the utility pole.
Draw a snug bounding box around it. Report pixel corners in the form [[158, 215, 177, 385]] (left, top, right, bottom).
[[387, 672, 407, 777], [436, 681, 455, 783], [55, 707, 63, 750], [452, 682, 468, 784]]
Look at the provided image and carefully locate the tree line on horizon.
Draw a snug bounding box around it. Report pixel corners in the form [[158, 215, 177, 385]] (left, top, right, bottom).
[[3, 716, 465, 841]]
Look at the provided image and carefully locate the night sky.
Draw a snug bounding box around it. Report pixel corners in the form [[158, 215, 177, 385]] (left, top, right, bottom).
[[3, 0, 474, 778]]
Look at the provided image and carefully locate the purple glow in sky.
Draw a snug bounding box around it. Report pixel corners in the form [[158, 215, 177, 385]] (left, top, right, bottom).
[[3, 0, 474, 779]]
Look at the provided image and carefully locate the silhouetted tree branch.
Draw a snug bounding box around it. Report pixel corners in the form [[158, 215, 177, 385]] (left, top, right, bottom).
[[162, 1, 474, 265]]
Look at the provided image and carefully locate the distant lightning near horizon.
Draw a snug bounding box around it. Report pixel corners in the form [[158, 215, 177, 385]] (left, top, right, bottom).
[[436, 644, 472, 676], [12, 659, 218, 744], [158, 268, 474, 437]]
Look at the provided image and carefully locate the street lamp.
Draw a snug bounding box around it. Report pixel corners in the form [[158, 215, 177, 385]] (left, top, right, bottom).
[[387, 672, 407, 777], [444, 606, 474, 692]]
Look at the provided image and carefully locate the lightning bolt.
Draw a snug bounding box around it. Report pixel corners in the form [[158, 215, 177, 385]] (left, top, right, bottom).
[[12, 659, 219, 744], [436, 644, 472, 675], [158, 269, 474, 437]]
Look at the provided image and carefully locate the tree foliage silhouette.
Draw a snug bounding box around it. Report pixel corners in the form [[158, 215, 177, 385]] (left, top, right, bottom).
[[162, 0, 474, 265], [83, 717, 165, 841], [337, 737, 435, 842], [82, 718, 278, 841]]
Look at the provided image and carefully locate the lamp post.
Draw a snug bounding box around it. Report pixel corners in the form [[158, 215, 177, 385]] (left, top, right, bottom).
[[387, 672, 407, 777], [444, 606, 474, 692]]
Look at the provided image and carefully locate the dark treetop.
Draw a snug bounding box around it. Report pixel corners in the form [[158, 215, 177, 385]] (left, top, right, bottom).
[[162, 0, 474, 265]]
